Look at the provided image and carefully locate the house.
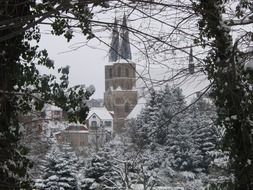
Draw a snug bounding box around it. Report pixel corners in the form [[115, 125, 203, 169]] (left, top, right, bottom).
[[59, 123, 89, 147], [87, 106, 113, 134], [87, 107, 113, 149], [42, 104, 63, 120]]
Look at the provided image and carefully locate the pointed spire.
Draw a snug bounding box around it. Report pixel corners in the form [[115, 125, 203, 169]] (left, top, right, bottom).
[[188, 46, 194, 74], [189, 46, 193, 63], [109, 18, 119, 62], [119, 14, 132, 60]]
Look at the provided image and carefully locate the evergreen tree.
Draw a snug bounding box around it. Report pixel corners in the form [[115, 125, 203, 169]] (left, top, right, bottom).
[[36, 144, 79, 190], [168, 96, 219, 173], [133, 86, 221, 174], [133, 88, 161, 147], [134, 86, 186, 147], [194, 1, 253, 188], [155, 85, 186, 145], [80, 147, 118, 190]]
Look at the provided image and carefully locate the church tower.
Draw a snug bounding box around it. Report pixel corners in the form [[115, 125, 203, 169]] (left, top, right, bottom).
[[104, 15, 138, 133]]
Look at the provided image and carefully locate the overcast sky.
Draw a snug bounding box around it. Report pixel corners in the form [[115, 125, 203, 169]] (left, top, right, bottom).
[[39, 27, 109, 99], [38, 22, 209, 102]]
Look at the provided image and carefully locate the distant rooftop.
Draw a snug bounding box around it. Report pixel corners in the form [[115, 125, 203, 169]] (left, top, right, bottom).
[[66, 123, 88, 131], [87, 107, 113, 120], [42, 104, 62, 112]]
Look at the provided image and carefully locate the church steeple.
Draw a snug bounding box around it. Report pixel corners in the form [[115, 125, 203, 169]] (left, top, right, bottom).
[[105, 15, 137, 133], [189, 46, 193, 63], [119, 14, 132, 60], [109, 18, 119, 62], [188, 46, 194, 74]]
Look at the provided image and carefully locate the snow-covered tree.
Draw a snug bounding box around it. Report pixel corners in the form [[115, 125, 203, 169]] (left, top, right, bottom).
[[193, 1, 253, 188], [36, 144, 79, 190], [167, 95, 219, 173], [0, 1, 98, 187], [133, 86, 186, 147], [132, 86, 223, 176], [133, 88, 161, 147], [155, 85, 186, 145], [80, 147, 118, 190]]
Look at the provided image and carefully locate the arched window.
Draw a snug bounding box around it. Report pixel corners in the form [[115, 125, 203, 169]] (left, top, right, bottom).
[[127, 82, 131, 89], [118, 67, 121, 77], [125, 68, 129, 77], [109, 68, 112, 78], [115, 97, 123, 104], [125, 102, 130, 113]]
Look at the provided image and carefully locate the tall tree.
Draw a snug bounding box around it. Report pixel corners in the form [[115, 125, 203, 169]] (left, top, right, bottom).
[[0, 1, 34, 188], [168, 95, 219, 173], [134, 86, 186, 147], [193, 1, 253, 189], [132, 88, 162, 147], [0, 1, 98, 188], [155, 85, 186, 145]]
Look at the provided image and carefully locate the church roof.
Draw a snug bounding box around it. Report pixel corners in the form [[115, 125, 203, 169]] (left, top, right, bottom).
[[126, 97, 146, 120]]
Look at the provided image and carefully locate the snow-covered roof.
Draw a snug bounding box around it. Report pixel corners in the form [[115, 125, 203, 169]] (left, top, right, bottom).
[[62, 123, 89, 134], [112, 86, 136, 91], [115, 58, 133, 64], [42, 104, 62, 112], [87, 107, 113, 120], [244, 59, 253, 71], [126, 97, 146, 120], [66, 123, 88, 131]]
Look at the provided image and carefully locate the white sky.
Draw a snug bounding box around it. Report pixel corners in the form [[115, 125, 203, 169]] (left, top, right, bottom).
[[38, 30, 209, 101], [35, 1, 253, 104], [38, 14, 210, 102], [39, 27, 109, 99]]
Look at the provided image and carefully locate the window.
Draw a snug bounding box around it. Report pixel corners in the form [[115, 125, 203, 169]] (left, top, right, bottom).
[[126, 82, 131, 89], [125, 68, 129, 77], [109, 68, 112, 78], [104, 121, 112, 127], [115, 97, 123, 104], [92, 115, 96, 119], [125, 102, 130, 113], [118, 67, 121, 77], [91, 121, 97, 127]]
